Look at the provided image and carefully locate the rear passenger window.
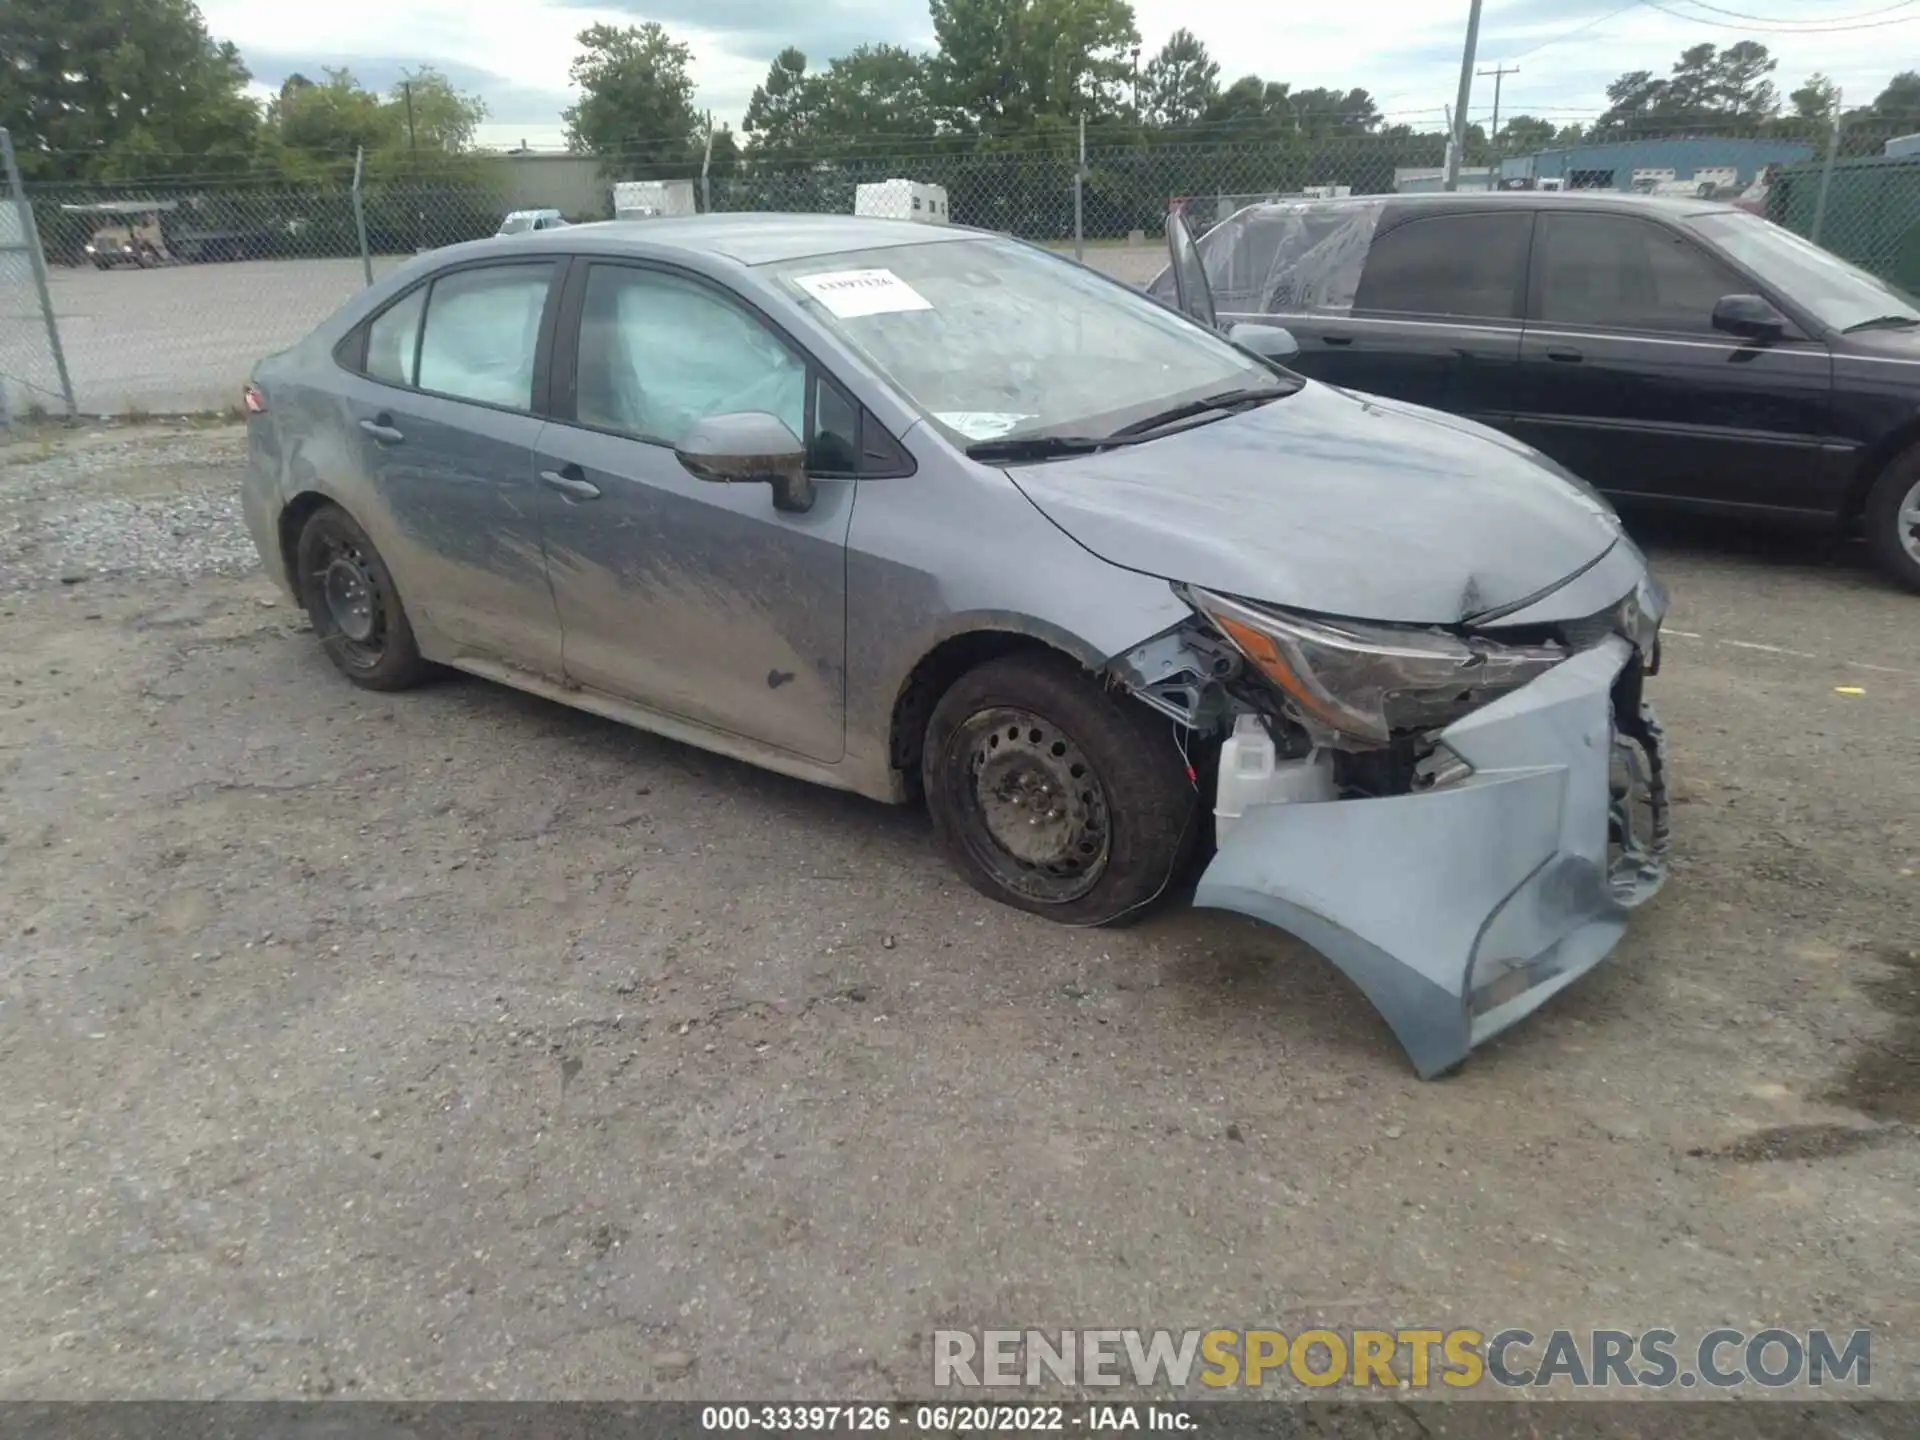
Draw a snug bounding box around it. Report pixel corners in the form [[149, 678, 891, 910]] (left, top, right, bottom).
[[416, 262, 555, 410], [366, 286, 425, 387], [1353, 212, 1531, 320]]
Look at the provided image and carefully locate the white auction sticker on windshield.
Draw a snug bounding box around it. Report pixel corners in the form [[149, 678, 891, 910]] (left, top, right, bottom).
[[934, 412, 1033, 440], [794, 268, 933, 318]]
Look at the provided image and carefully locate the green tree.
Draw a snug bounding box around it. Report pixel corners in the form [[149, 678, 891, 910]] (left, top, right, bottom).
[[811, 46, 937, 148], [563, 22, 702, 173], [1202, 75, 1295, 142], [1868, 71, 1920, 118], [1289, 86, 1381, 137], [1140, 28, 1218, 129], [265, 67, 399, 182], [1595, 42, 1779, 135], [391, 67, 488, 154], [1497, 114, 1559, 154], [743, 47, 818, 156], [1789, 72, 1839, 123], [928, 0, 1140, 134], [0, 0, 260, 181]]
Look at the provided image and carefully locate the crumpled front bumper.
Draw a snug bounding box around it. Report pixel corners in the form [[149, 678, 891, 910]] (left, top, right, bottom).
[[1194, 636, 1668, 1079]]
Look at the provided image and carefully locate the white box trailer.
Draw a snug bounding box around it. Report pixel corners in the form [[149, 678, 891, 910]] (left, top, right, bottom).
[[613, 180, 697, 220], [854, 179, 949, 224]]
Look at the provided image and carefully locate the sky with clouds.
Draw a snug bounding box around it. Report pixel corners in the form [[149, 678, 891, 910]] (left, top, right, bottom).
[[194, 0, 1919, 149]]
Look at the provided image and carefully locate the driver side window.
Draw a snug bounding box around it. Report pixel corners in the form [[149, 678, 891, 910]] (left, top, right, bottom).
[[575, 264, 807, 447]]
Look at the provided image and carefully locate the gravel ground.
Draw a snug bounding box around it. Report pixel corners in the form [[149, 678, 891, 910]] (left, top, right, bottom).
[[0, 424, 1915, 1416], [0, 425, 256, 586]]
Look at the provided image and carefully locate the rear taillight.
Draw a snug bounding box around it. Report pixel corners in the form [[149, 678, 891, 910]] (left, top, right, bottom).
[[242, 383, 266, 414]]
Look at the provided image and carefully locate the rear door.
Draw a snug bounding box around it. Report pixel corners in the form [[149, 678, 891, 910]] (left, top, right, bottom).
[[335, 258, 566, 674], [1511, 209, 1833, 511], [1313, 208, 1532, 423]]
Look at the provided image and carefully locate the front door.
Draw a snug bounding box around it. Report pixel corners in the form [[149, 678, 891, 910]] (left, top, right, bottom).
[[533, 260, 853, 764], [338, 259, 565, 674], [1509, 210, 1833, 513]]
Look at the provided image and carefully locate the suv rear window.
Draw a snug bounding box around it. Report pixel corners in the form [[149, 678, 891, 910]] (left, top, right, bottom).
[[1352, 211, 1532, 321]]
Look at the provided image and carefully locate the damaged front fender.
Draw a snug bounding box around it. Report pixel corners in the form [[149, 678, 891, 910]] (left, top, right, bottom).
[[1192, 637, 1669, 1079]]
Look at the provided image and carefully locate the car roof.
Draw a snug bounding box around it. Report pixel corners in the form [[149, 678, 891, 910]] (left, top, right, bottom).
[[1257, 191, 1741, 221], [489, 212, 985, 266]]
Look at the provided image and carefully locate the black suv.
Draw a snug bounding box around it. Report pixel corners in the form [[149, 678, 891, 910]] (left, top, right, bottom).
[[1152, 192, 1920, 592]]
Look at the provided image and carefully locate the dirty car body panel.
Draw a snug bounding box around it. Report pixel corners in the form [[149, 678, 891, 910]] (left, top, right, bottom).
[[242, 214, 1672, 1077]]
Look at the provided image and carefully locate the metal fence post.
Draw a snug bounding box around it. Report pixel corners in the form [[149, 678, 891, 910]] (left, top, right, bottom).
[[1810, 90, 1843, 248], [701, 116, 715, 214], [0, 128, 77, 419], [1074, 115, 1086, 262], [351, 146, 373, 286]]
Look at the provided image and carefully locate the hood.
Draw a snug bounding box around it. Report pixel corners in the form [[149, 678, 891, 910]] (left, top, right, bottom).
[[1001, 380, 1627, 625]]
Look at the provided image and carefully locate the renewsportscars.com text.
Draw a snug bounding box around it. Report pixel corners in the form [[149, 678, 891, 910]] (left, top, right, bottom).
[[932, 1327, 1872, 1390]]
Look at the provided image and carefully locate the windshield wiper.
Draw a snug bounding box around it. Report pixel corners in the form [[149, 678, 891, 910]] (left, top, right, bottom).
[[1105, 384, 1295, 440], [1843, 314, 1920, 333], [964, 434, 1118, 462]]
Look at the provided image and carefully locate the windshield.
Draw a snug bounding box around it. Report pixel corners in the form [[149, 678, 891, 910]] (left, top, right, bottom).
[[767, 237, 1283, 444], [1690, 211, 1920, 332], [499, 215, 533, 234]]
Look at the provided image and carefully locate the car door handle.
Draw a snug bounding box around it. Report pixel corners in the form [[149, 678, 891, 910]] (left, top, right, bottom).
[[1545, 346, 1585, 363], [358, 417, 404, 443], [540, 467, 601, 500], [1320, 334, 1354, 346]]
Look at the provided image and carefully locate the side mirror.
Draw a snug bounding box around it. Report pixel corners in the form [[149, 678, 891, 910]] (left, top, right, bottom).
[[674, 411, 813, 513], [1228, 322, 1300, 364], [1711, 293, 1787, 341]]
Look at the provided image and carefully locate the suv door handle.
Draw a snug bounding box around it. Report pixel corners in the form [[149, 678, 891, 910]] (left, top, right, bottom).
[[359, 417, 404, 443], [1320, 334, 1353, 346], [540, 466, 601, 500], [1546, 346, 1585, 363]]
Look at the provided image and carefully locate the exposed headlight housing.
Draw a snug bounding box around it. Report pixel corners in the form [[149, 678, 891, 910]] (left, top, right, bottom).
[[1182, 586, 1567, 747]]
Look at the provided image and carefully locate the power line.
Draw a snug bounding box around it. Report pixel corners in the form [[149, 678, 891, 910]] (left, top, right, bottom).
[[1669, 0, 1915, 20], [1636, 0, 1920, 30], [1505, 2, 1644, 62]]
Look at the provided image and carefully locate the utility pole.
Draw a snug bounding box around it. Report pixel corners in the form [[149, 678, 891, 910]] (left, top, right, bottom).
[[1445, 0, 1483, 191], [1478, 62, 1518, 153]]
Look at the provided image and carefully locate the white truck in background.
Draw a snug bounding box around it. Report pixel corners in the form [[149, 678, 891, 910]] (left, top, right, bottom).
[[854, 179, 949, 224], [613, 180, 698, 220]]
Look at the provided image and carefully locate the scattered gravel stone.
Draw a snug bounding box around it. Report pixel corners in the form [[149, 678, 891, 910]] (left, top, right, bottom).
[[0, 426, 255, 591]]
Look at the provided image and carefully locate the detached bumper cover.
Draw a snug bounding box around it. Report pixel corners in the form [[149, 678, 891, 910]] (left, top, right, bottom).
[[1194, 637, 1668, 1078]]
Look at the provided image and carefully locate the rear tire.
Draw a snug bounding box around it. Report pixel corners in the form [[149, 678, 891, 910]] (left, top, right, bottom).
[[923, 651, 1200, 927], [294, 504, 434, 691], [1864, 448, 1920, 594]]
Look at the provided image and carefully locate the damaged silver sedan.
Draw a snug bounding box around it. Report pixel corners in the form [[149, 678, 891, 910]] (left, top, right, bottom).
[[240, 212, 1670, 1078]]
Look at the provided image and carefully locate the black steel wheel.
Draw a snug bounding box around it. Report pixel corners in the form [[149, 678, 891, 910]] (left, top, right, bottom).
[[294, 503, 432, 691], [924, 651, 1199, 926]]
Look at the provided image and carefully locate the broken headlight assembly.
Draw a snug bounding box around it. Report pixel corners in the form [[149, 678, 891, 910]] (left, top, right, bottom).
[[1179, 585, 1568, 748]]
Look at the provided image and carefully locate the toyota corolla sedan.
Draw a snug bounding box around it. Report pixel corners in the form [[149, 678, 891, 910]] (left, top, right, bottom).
[[240, 213, 1672, 1078]]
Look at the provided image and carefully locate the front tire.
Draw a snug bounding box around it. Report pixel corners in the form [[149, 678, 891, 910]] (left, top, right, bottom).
[[923, 652, 1200, 927], [1864, 449, 1920, 594], [294, 504, 433, 690]]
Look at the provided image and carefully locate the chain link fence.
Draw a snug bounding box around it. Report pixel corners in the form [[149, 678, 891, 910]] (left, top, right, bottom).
[[0, 130, 75, 421], [11, 119, 1920, 418]]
